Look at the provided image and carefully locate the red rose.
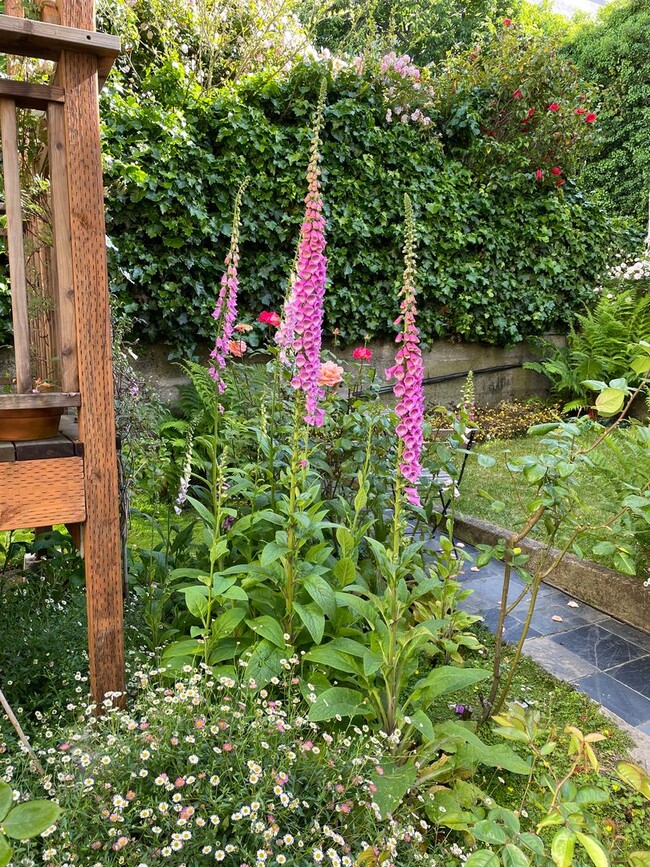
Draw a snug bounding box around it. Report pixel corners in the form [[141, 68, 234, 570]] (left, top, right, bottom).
[[574, 107, 586, 115], [555, 179, 565, 187], [548, 102, 560, 112], [535, 169, 543, 181], [585, 112, 597, 124], [551, 166, 562, 176], [503, 17, 512, 26], [258, 311, 281, 327], [512, 88, 523, 100], [527, 108, 535, 118], [353, 347, 373, 361]]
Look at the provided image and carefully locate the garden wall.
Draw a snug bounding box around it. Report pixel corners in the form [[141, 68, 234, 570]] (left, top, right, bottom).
[[116, 336, 561, 406]]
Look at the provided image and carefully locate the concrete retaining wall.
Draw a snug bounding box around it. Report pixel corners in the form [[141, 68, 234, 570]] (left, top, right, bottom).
[[452, 513, 650, 635]]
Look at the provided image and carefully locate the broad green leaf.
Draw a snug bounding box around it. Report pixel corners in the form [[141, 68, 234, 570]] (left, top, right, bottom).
[[244, 640, 284, 688], [595, 387, 625, 417], [332, 557, 356, 587], [628, 852, 650, 867], [3, 801, 62, 839], [245, 615, 285, 647], [551, 828, 575, 867], [617, 762, 650, 800], [575, 831, 609, 867], [408, 709, 435, 742], [575, 785, 609, 804], [161, 638, 204, 661], [0, 783, 12, 822], [592, 541, 617, 557], [519, 832, 545, 857], [581, 380, 608, 392], [502, 843, 530, 867], [182, 586, 208, 620], [260, 540, 289, 567], [303, 575, 337, 619], [631, 354, 650, 375], [410, 666, 489, 705], [294, 601, 325, 645], [304, 645, 359, 675], [464, 851, 500, 867], [0, 834, 11, 867], [478, 454, 496, 468], [336, 526, 355, 558], [370, 760, 417, 818], [613, 550, 636, 576], [472, 820, 509, 846], [308, 687, 372, 721], [212, 607, 246, 640]]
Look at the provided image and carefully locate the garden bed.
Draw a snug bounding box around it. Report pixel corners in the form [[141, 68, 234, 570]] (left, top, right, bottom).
[[453, 512, 650, 635]]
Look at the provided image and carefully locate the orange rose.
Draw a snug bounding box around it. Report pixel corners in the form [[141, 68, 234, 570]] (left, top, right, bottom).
[[228, 340, 247, 358], [318, 360, 344, 387]]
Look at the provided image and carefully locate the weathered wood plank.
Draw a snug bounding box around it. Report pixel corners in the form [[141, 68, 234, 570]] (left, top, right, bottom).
[[0, 79, 64, 110], [58, 0, 125, 704], [59, 413, 84, 456], [0, 14, 120, 63], [0, 392, 80, 409], [0, 97, 31, 393], [15, 433, 74, 461], [0, 456, 85, 530], [48, 100, 78, 392]]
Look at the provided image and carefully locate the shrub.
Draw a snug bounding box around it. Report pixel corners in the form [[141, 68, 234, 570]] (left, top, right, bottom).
[[102, 58, 618, 357], [565, 0, 650, 231]]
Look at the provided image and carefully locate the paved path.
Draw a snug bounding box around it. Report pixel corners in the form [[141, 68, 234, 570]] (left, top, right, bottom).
[[448, 540, 650, 734]]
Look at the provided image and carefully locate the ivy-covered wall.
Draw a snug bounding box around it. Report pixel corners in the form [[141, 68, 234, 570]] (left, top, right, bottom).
[[101, 63, 621, 358]]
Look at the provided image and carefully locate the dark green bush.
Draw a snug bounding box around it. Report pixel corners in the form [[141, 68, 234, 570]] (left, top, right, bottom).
[[565, 0, 650, 230], [102, 60, 620, 357]]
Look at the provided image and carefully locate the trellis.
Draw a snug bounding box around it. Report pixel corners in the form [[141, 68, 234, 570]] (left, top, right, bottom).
[[0, 1, 124, 703]]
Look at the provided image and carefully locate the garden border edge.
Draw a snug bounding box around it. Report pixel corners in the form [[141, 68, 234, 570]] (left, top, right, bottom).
[[451, 513, 650, 636]]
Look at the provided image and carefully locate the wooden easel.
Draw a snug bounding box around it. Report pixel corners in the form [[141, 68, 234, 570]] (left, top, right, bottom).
[[0, 1, 125, 704]]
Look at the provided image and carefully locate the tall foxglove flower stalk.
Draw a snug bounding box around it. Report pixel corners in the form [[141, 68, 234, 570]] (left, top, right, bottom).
[[385, 194, 424, 507], [209, 177, 249, 394], [276, 81, 328, 426]]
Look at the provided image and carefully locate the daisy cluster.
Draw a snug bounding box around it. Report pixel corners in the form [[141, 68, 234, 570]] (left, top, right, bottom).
[[4, 668, 439, 867]]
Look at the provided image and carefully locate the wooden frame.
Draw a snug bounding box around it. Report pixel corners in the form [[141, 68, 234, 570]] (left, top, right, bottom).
[[0, 0, 125, 705]]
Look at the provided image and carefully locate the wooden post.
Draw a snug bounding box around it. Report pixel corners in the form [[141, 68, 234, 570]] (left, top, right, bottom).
[[0, 97, 31, 393], [57, 0, 125, 704]]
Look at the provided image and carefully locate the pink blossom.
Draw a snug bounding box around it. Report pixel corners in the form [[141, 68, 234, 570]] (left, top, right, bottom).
[[276, 85, 328, 426], [385, 195, 424, 507], [209, 179, 248, 393], [353, 346, 372, 361]]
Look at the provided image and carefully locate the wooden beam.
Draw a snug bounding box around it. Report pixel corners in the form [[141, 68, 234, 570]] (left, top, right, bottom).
[[0, 79, 64, 110], [58, 0, 125, 705], [0, 456, 85, 530], [0, 392, 80, 409], [0, 14, 120, 64], [0, 97, 31, 393], [48, 100, 78, 391]]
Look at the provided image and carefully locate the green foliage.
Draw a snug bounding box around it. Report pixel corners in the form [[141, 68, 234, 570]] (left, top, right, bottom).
[[0, 781, 61, 866], [302, 0, 512, 66], [565, 0, 650, 230], [433, 19, 599, 179], [524, 286, 650, 410], [102, 59, 617, 357]]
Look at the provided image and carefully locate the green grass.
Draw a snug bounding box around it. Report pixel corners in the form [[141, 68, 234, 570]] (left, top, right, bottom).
[[457, 432, 649, 577]]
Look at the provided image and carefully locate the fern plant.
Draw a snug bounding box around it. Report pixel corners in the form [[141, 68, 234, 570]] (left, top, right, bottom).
[[525, 288, 650, 411]]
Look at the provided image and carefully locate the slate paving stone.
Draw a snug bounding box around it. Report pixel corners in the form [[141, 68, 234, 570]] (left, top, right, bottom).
[[607, 655, 650, 699], [523, 636, 598, 682], [523, 599, 608, 636], [574, 672, 650, 727], [598, 618, 650, 655], [549, 624, 649, 671], [479, 606, 542, 643]]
